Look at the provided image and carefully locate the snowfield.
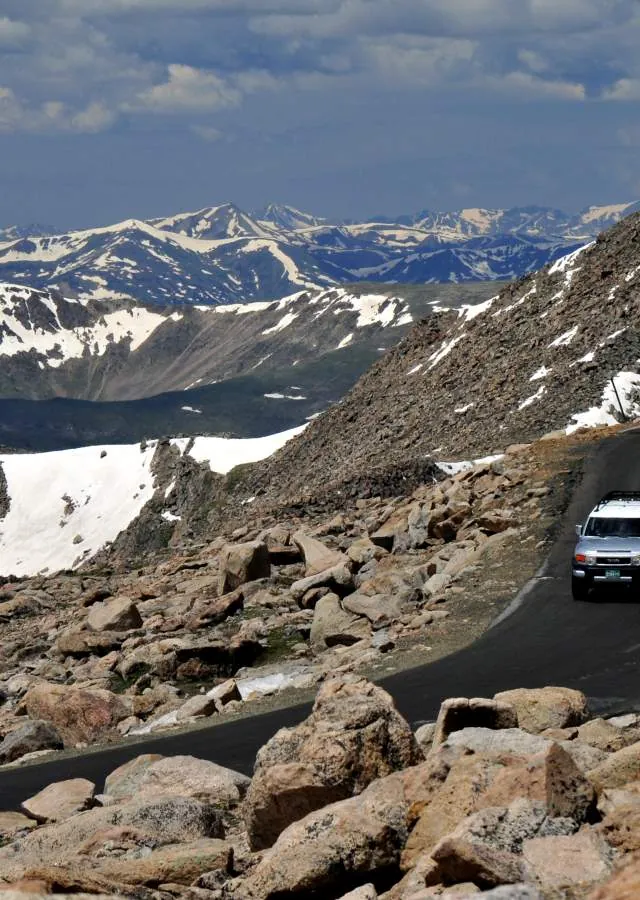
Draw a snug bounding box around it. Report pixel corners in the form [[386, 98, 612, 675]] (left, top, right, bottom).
[[0, 425, 306, 577]]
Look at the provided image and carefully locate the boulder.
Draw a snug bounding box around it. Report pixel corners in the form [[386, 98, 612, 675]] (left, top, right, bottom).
[[210, 677, 242, 709], [347, 538, 388, 567], [402, 753, 511, 870], [522, 829, 614, 893], [23, 683, 130, 745], [430, 802, 576, 888], [290, 564, 354, 602], [432, 698, 519, 748], [218, 541, 271, 594], [414, 722, 437, 753], [597, 802, 640, 853], [343, 592, 405, 628], [21, 779, 95, 823], [103, 753, 163, 800], [105, 754, 249, 806], [0, 796, 224, 877], [187, 590, 244, 629], [575, 718, 630, 753], [235, 772, 411, 900], [293, 531, 345, 576], [174, 693, 218, 722], [310, 593, 371, 650], [493, 687, 589, 734], [86, 597, 142, 632], [441, 726, 605, 771], [244, 676, 422, 850], [0, 719, 64, 763], [588, 740, 640, 791], [55, 631, 123, 658], [93, 838, 232, 886]]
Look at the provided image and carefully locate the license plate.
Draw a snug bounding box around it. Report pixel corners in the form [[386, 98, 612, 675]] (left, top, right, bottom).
[[605, 569, 621, 579]]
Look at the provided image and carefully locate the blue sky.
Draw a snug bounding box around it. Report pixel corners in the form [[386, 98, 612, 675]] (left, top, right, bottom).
[[0, 0, 639, 229]]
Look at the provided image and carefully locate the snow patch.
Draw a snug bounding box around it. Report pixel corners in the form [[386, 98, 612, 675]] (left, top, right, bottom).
[[530, 366, 550, 382], [549, 326, 579, 348], [518, 384, 547, 411], [567, 372, 640, 434]]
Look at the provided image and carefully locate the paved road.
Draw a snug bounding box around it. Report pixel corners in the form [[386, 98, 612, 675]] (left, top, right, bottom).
[[2, 430, 640, 810]]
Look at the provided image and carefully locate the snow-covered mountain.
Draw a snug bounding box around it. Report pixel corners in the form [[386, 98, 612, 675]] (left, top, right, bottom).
[[0, 201, 636, 306], [0, 281, 435, 400]]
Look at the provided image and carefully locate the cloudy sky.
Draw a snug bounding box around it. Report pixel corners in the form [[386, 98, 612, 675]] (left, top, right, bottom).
[[0, 0, 639, 229]]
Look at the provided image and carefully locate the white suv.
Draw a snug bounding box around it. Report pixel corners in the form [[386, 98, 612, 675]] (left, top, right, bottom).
[[572, 492, 640, 600]]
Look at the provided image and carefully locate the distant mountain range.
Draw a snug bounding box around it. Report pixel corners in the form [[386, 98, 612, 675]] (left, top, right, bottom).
[[0, 201, 637, 307]]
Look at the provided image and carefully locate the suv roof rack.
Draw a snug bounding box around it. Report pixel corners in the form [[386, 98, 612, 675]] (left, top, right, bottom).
[[595, 491, 640, 510]]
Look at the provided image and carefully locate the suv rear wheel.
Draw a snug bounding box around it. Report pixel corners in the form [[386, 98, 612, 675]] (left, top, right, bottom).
[[572, 575, 590, 601]]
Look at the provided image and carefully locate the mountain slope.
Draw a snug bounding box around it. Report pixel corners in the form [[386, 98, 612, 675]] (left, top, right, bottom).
[[246, 212, 640, 504], [0, 282, 494, 402]]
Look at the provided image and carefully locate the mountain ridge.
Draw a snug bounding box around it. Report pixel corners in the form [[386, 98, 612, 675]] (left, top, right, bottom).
[[0, 200, 637, 307]]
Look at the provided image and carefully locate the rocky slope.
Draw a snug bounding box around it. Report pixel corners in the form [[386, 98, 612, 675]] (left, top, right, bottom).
[[243, 212, 640, 506], [1, 202, 637, 307], [1, 675, 640, 899]]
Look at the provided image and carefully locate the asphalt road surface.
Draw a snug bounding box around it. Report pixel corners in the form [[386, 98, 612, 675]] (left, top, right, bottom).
[[2, 430, 640, 811]]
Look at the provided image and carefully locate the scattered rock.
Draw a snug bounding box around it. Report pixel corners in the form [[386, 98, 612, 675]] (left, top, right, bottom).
[[293, 530, 346, 576], [219, 541, 271, 594], [0, 719, 64, 764], [21, 779, 96, 823], [86, 596, 142, 632]]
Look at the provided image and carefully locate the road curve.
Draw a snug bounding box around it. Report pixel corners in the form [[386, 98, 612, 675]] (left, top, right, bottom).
[[2, 430, 640, 810]]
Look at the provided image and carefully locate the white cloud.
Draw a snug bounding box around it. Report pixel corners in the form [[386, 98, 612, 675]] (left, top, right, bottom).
[[133, 64, 241, 112], [497, 71, 586, 100], [191, 124, 223, 141], [604, 78, 640, 101], [0, 88, 116, 134], [0, 17, 30, 45], [71, 101, 116, 132]]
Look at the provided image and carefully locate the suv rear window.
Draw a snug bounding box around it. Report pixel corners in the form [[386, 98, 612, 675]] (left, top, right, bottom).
[[585, 517, 640, 537]]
